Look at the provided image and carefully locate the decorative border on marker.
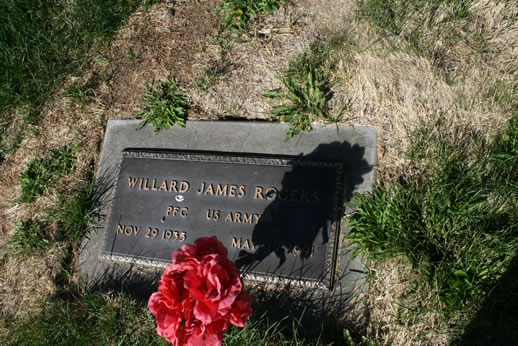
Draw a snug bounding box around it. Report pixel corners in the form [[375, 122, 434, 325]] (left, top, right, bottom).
[[100, 253, 171, 268], [121, 150, 343, 169], [243, 271, 330, 290], [101, 149, 345, 290]]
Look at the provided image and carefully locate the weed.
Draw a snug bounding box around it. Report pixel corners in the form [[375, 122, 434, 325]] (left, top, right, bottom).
[[10, 219, 51, 257], [19, 145, 77, 203], [218, 0, 289, 35], [138, 78, 189, 134], [265, 49, 334, 140], [347, 117, 518, 315]]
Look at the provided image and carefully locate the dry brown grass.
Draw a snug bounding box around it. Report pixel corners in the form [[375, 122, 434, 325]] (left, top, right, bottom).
[[0, 0, 515, 343], [190, 0, 338, 119], [0, 245, 64, 324], [328, 1, 516, 181], [365, 257, 452, 345], [0, 87, 104, 323]]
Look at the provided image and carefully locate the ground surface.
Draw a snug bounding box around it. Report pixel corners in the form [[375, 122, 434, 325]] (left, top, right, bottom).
[[0, 0, 516, 343]]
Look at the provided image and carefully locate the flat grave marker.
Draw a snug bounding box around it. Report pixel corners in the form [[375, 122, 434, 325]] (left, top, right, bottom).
[[80, 120, 376, 295]]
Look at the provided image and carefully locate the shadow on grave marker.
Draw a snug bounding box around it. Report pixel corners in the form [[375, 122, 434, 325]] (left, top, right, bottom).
[[235, 140, 371, 288]]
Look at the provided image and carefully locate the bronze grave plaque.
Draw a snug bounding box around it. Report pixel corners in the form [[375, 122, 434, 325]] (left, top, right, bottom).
[[102, 149, 345, 288]]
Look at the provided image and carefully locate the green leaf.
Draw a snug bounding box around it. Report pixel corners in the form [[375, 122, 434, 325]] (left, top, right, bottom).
[[263, 89, 284, 98], [270, 105, 295, 115]]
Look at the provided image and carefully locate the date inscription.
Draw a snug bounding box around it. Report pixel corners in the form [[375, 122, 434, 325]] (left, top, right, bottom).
[[115, 224, 186, 241]]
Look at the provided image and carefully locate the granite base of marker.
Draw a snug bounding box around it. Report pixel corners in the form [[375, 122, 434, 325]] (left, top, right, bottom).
[[79, 120, 376, 316]]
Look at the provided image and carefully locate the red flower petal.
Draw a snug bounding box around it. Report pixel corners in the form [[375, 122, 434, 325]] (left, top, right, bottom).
[[229, 291, 253, 327], [148, 293, 183, 342], [192, 236, 228, 258], [149, 236, 252, 346]]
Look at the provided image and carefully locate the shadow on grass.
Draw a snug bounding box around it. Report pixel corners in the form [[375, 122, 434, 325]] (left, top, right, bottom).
[[456, 254, 518, 345], [247, 280, 366, 344], [3, 288, 168, 345]]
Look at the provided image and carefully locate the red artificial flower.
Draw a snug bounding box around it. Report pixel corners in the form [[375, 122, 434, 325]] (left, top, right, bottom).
[[148, 236, 253, 346]]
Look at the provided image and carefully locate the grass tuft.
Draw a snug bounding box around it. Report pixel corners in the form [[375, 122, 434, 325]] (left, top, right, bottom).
[[65, 79, 97, 109], [19, 145, 77, 203], [195, 59, 232, 92], [138, 78, 189, 134], [10, 219, 51, 257], [50, 178, 101, 246], [347, 116, 518, 316], [358, 0, 471, 36]]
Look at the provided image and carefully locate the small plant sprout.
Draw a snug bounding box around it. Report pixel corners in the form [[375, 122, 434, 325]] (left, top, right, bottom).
[[138, 78, 189, 134]]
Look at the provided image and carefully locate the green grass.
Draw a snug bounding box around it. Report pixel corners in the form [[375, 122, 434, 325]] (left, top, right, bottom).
[[65, 79, 97, 109], [457, 255, 518, 344], [138, 78, 189, 134], [10, 219, 51, 257], [484, 79, 518, 115], [11, 174, 101, 260], [224, 312, 322, 345], [195, 67, 222, 92], [19, 145, 77, 203], [0, 0, 157, 162], [50, 178, 101, 246], [218, 0, 289, 35], [4, 290, 168, 345], [3, 289, 346, 345], [347, 116, 517, 316], [0, 113, 24, 163], [195, 59, 233, 92]]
